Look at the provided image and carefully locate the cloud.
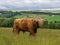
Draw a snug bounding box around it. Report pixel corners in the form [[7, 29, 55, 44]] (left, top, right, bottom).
[[0, 0, 60, 10], [0, 6, 8, 9]]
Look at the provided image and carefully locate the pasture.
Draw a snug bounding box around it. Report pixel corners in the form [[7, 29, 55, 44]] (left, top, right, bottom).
[[14, 14, 60, 22], [0, 28, 60, 45]]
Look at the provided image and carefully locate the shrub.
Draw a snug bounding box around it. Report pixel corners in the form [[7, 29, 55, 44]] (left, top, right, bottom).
[[48, 21, 60, 29], [0, 18, 15, 27], [41, 20, 48, 28]]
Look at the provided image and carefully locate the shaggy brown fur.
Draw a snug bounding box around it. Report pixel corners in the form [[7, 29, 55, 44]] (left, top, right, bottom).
[[34, 18, 46, 27], [13, 18, 38, 36]]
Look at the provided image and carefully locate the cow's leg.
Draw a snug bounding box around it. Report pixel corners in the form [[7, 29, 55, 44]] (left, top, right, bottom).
[[13, 28, 18, 34], [13, 25, 16, 33], [29, 33, 32, 36], [16, 29, 20, 34], [13, 27, 14, 32], [13, 25, 20, 34], [34, 28, 37, 33], [22, 30, 25, 34], [29, 30, 35, 36]]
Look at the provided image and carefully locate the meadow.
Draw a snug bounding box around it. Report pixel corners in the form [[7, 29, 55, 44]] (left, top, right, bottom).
[[14, 14, 60, 22], [0, 28, 60, 45], [0, 10, 60, 45]]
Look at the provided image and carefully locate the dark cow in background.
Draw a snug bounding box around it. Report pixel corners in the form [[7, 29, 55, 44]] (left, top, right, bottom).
[[13, 18, 38, 36]]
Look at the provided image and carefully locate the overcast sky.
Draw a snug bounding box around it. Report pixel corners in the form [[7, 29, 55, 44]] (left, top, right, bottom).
[[0, 0, 60, 10]]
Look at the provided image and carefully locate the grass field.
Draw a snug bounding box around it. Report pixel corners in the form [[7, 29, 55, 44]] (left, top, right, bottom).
[[0, 28, 60, 45], [14, 14, 60, 22]]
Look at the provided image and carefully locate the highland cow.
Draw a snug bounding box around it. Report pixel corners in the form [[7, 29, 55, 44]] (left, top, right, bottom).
[[13, 18, 38, 36]]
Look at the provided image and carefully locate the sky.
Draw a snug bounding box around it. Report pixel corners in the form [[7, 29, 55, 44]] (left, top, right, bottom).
[[0, 0, 60, 10]]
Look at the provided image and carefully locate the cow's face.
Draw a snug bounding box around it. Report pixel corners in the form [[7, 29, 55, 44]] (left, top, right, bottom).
[[33, 20, 39, 28], [35, 20, 40, 28], [37, 18, 48, 28]]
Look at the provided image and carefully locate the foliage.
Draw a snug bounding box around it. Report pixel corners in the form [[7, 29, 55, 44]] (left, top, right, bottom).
[[0, 18, 16, 27], [48, 21, 60, 29], [40, 21, 60, 29], [0, 10, 60, 29], [0, 10, 21, 18]]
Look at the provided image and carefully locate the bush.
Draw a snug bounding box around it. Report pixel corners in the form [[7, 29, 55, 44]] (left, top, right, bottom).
[[0, 18, 15, 27], [41, 20, 48, 28], [48, 22, 55, 29], [48, 21, 60, 29], [0, 18, 60, 29], [41, 20, 60, 29]]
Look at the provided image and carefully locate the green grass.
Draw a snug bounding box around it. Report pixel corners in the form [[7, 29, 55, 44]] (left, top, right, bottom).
[[14, 14, 60, 22], [0, 28, 60, 45]]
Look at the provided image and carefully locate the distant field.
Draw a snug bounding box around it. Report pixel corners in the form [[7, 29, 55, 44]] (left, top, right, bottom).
[[0, 10, 60, 22], [0, 28, 60, 45], [8, 10, 60, 13], [14, 14, 60, 22], [39, 10, 60, 13]]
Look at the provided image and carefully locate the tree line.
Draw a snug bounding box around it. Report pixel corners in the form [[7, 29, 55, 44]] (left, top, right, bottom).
[[0, 18, 60, 29], [0, 10, 60, 18], [0, 11, 21, 18]]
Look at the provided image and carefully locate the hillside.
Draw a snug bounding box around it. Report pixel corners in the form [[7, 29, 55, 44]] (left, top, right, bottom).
[[0, 10, 60, 18], [0, 10, 60, 28]]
